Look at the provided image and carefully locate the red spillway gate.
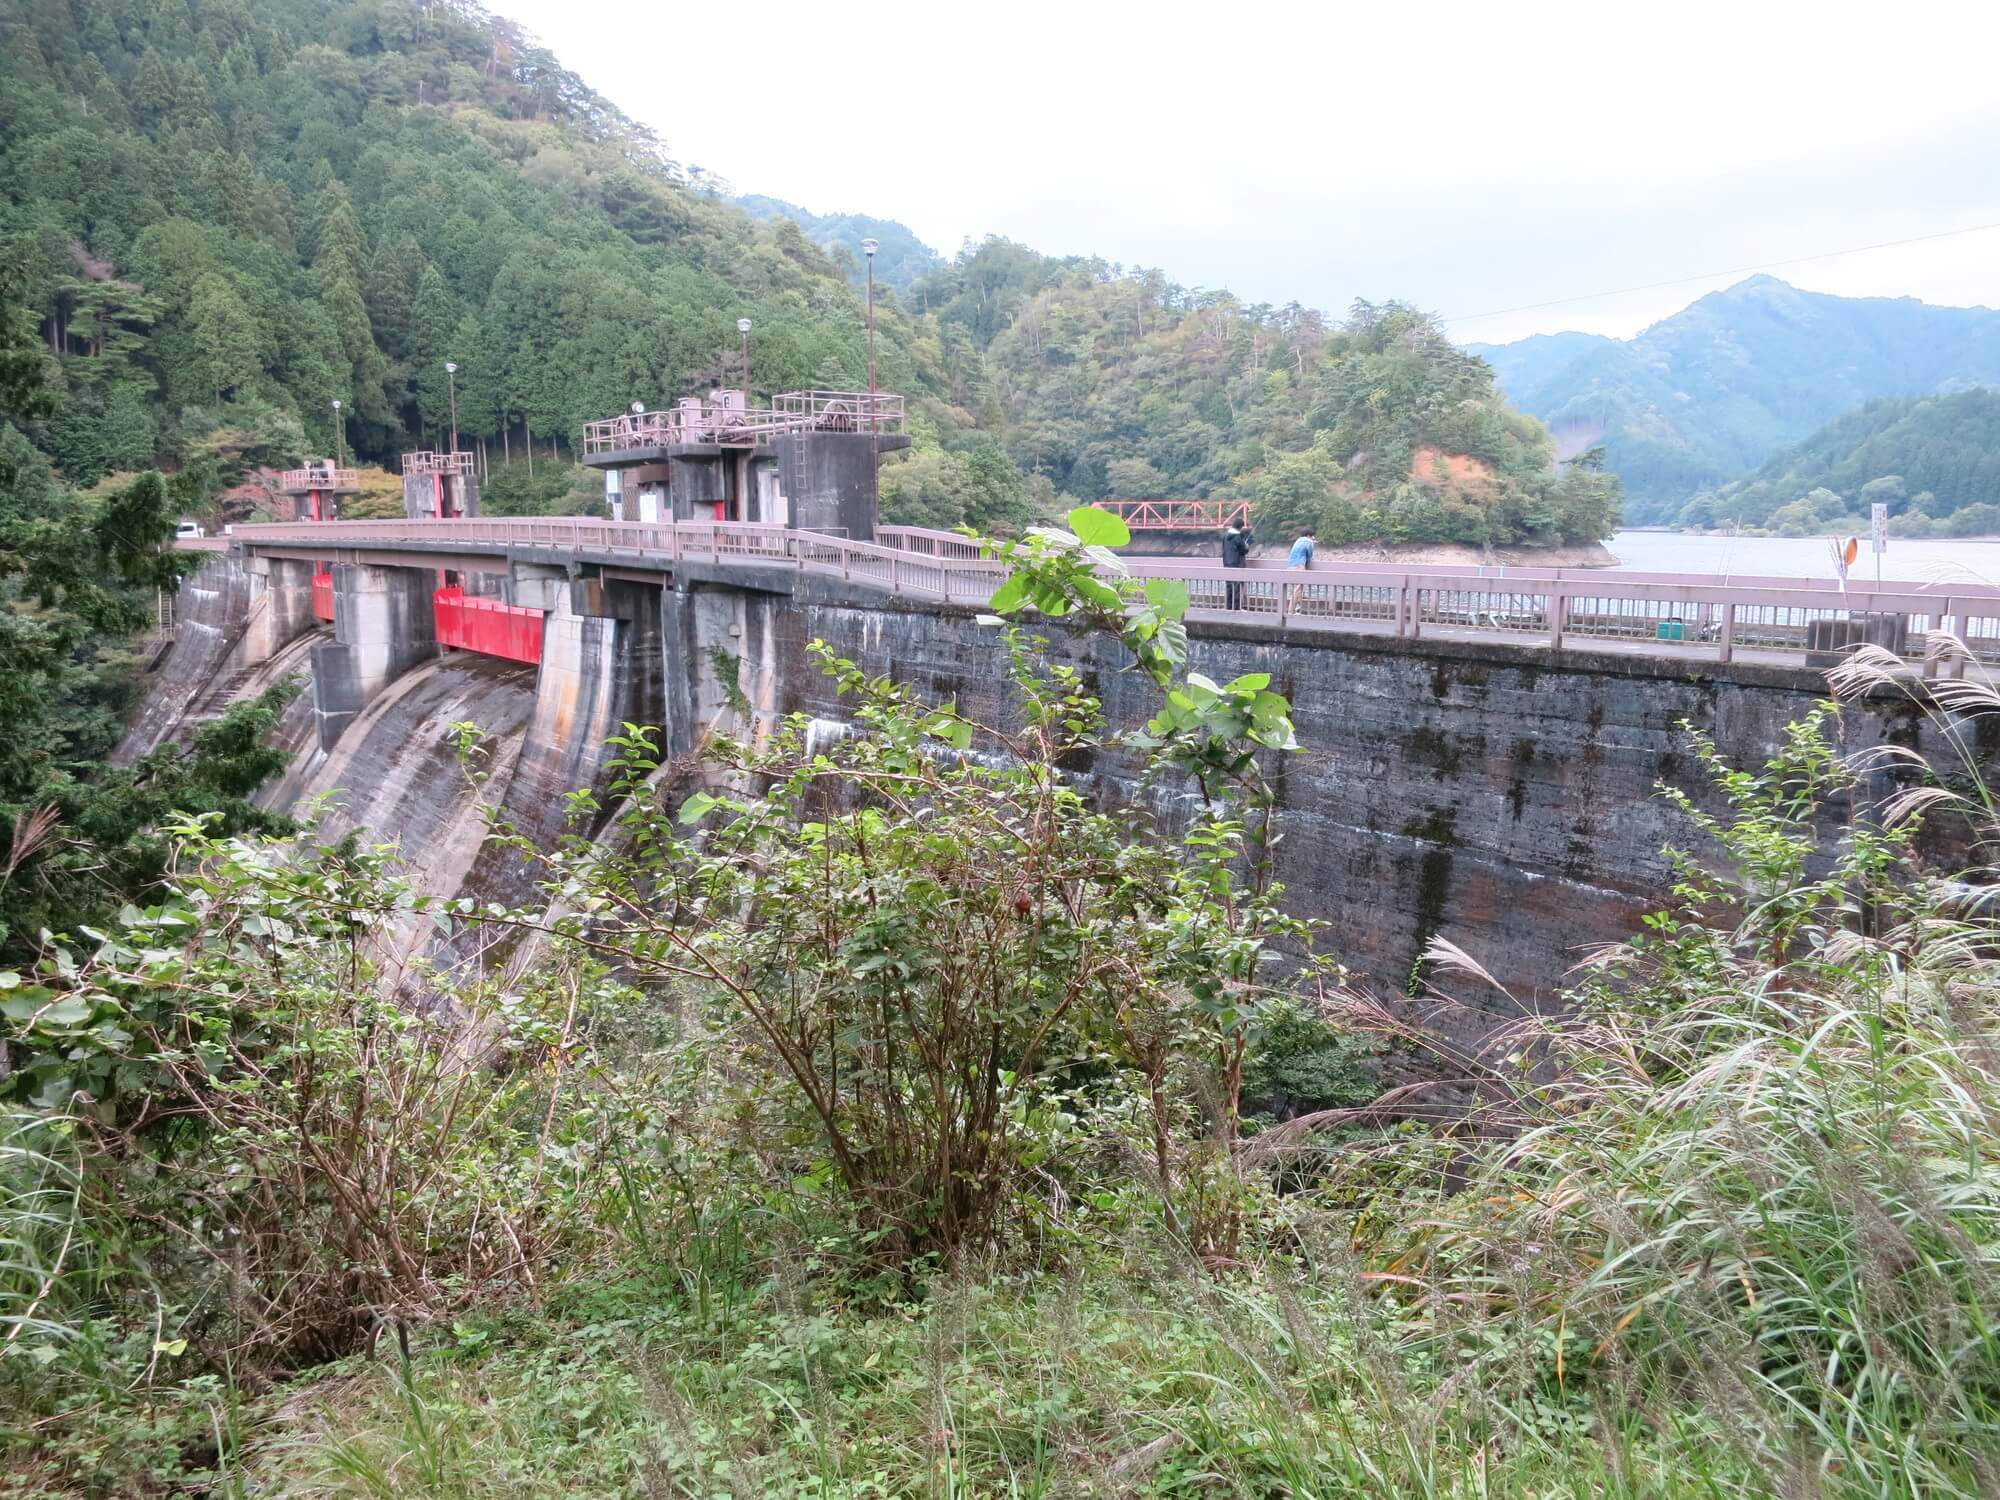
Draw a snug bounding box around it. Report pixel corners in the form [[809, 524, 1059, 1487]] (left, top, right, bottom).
[[433, 586, 544, 665], [311, 571, 334, 621]]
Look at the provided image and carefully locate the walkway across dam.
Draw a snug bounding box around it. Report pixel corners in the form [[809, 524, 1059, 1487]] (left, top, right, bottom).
[[191, 516, 2000, 674]]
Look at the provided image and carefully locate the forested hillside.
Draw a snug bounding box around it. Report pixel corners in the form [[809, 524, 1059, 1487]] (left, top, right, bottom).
[[905, 243, 1620, 545], [1472, 276, 2000, 519], [0, 0, 1614, 548], [0, 0, 921, 484], [1684, 389, 2000, 537]]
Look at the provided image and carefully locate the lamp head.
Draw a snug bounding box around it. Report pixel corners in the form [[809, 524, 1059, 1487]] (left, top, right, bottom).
[[860, 237, 878, 258], [445, 361, 457, 375], [631, 401, 645, 415], [737, 318, 752, 333]]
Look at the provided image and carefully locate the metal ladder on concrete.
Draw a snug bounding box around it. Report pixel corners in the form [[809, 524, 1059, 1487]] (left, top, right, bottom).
[[781, 437, 809, 516]]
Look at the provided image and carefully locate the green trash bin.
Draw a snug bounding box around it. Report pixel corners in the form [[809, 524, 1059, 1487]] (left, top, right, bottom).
[[1656, 619, 1686, 642]]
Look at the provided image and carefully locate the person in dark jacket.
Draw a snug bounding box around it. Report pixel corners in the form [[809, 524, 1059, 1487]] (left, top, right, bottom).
[[1221, 523, 1253, 609]]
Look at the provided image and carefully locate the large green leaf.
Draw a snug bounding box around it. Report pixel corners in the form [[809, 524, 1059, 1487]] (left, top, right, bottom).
[[1143, 578, 1190, 619], [1073, 576, 1124, 611], [986, 575, 1028, 613], [1, 992, 93, 1027], [1067, 506, 1132, 549]]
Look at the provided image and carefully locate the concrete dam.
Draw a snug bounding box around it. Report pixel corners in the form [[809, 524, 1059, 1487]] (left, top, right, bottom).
[[131, 513, 1992, 1011]]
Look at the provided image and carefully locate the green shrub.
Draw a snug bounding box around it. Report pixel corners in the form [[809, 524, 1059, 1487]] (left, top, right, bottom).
[[1240, 1001, 1376, 1125]]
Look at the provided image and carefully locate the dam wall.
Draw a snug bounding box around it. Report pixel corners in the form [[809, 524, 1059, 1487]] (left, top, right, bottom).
[[125, 555, 1968, 1009], [743, 579, 1952, 1008]]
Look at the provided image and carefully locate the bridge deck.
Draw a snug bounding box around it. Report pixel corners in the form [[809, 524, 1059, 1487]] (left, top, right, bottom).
[[183, 519, 2000, 676]]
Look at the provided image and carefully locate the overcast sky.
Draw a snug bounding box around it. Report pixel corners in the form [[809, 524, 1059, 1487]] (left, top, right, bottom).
[[495, 0, 2000, 345]]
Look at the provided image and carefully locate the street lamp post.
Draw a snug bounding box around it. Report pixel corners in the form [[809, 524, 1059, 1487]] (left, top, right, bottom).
[[444, 362, 459, 455], [861, 238, 878, 528], [860, 238, 878, 420], [737, 318, 752, 404], [323, 398, 345, 524], [627, 402, 647, 524]]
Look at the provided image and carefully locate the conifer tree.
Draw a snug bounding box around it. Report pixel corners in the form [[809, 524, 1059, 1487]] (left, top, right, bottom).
[[364, 237, 419, 361], [188, 274, 262, 401], [310, 182, 389, 424], [131, 47, 173, 125], [407, 262, 462, 438]]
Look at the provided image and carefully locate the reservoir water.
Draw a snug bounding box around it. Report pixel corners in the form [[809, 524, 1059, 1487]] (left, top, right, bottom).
[[1607, 530, 2000, 586]]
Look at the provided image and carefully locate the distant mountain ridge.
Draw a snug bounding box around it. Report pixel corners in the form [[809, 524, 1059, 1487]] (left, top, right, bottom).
[[730, 195, 943, 292], [1469, 277, 2000, 519]]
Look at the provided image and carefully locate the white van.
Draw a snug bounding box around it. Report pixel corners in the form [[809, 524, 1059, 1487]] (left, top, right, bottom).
[[175, 520, 205, 539]]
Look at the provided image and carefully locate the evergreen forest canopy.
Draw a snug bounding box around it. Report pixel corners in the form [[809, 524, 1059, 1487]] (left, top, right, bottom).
[[1473, 275, 2000, 522], [0, 0, 1615, 547], [1, 0, 909, 488], [1680, 389, 2000, 539]]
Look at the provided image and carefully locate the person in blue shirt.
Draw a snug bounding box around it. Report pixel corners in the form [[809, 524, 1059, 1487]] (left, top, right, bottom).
[[1286, 527, 1316, 614]]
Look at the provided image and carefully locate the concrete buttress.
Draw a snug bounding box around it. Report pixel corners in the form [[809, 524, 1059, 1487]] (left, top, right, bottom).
[[241, 556, 318, 666], [310, 563, 440, 750]]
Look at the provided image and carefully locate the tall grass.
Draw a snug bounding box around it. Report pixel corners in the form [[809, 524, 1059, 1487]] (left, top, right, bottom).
[[0, 1108, 85, 1356], [1361, 661, 2000, 1496]]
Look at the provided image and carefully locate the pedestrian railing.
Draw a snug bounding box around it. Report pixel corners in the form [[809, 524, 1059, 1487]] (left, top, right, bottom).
[[278, 467, 359, 492], [210, 519, 2000, 674], [401, 451, 477, 477]]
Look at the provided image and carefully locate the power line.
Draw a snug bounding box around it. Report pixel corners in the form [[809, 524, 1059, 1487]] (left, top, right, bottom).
[[1442, 219, 2000, 326]]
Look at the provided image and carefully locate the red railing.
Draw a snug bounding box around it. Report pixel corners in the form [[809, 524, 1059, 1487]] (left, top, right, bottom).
[[769, 389, 904, 432], [582, 389, 906, 457], [280, 466, 359, 492], [1094, 498, 1251, 531], [581, 404, 794, 456], [311, 570, 334, 621], [433, 586, 543, 664], [401, 450, 476, 477]]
